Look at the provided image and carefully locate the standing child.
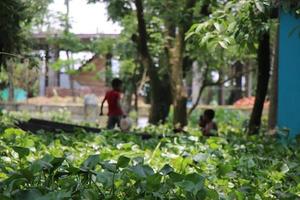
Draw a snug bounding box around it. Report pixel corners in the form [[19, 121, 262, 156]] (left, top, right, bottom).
[[100, 78, 125, 129], [199, 109, 218, 136]]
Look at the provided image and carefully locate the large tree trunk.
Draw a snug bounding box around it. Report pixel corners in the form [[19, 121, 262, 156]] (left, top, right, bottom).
[[135, 0, 163, 124], [164, 0, 196, 127], [167, 28, 188, 127], [248, 32, 271, 134], [268, 24, 279, 130]]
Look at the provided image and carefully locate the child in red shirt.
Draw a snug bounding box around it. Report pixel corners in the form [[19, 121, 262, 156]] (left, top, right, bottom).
[[100, 78, 124, 129]]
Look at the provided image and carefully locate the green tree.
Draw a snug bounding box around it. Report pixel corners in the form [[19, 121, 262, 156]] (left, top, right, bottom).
[[188, 0, 278, 134], [0, 0, 52, 101]]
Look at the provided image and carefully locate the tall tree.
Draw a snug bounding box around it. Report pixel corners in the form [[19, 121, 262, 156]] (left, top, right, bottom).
[[89, 0, 175, 124], [187, 0, 275, 134], [134, 0, 166, 124]]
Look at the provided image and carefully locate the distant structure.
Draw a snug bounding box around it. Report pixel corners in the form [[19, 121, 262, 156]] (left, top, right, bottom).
[[32, 32, 119, 97], [43, 55, 109, 97]]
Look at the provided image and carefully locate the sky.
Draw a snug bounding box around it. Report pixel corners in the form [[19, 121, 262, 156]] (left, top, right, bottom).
[[48, 0, 121, 34]]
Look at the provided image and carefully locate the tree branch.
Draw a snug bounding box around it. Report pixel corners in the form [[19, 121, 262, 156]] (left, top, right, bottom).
[[188, 66, 256, 115]]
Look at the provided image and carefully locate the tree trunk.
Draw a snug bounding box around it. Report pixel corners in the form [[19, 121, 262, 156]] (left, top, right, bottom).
[[123, 90, 133, 114], [245, 63, 253, 97], [7, 60, 14, 102], [218, 69, 225, 105], [167, 28, 188, 127], [164, 0, 197, 127], [228, 61, 243, 104], [135, 0, 163, 124], [134, 86, 138, 117], [66, 51, 75, 102], [70, 75, 75, 102], [268, 23, 279, 130], [45, 48, 49, 88], [54, 48, 60, 87], [248, 32, 271, 134]]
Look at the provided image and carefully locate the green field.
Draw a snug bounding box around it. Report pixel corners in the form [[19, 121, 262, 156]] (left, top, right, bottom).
[[0, 110, 299, 199]]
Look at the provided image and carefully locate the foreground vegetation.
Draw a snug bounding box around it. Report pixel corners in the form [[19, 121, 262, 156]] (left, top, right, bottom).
[[0, 110, 299, 199]]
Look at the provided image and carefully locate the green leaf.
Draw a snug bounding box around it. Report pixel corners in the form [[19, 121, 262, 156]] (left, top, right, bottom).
[[82, 154, 100, 170], [218, 41, 228, 49], [255, 1, 265, 13], [218, 163, 233, 176], [185, 173, 204, 186], [185, 31, 195, 40], [100, 161, 117, 173], [205, 189, 219, 200], [50, 157, 65, 172], [169, 172, 184, 183], [39, 190, 72, 200], [214, 23, 222, 32], [280, 163, 289, 174], [30, 160, 53, 173], [96, 171, 114, 187], [146, 173, 162, 191], [12, 146, 30, 159], [13, 189, 43, 200], [130, 164, 154, 179], [116, 156, 130, 168], [175, 180, 195, 192], [160, 164, 173, 175]]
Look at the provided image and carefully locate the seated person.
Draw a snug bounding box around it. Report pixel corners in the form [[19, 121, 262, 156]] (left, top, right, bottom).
[[199, 109, 218, 136]]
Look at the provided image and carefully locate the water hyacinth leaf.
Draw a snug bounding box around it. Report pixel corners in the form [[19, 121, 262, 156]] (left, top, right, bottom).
[[229, 190, 245, 200], [38, 190, 72, 200], [185, 173, 205, 190], [13, 189, 43, 200], [96, 171, 114, 187], [169, 172, 185, 183], [50, 157, 65, 172], [205, 189, 219, 200], [218, 163, 233, 176], [81, 154, 100, 169], [193, 153, 208, 163], [100, 161, 117, 173], [30, 160, 53, 173], [146, 173, 162, 191], [12, 146, 30, 159], [116, 156, 130, 168], [66, 166, 80, 175], [160, 164, 173, 175], [20, 168, 34, 183], [130, 164, 154, 179], [132, 157, 144, 165], [82, 189, 100, 200], [175, 180, 195, 192]]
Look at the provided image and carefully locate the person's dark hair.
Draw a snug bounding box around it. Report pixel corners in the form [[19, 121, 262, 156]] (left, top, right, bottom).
[[204, 109, 215, 121], [111, 78, 122, 90]]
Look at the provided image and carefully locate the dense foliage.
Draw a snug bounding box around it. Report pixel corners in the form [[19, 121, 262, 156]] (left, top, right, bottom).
[[0, 111, 299, 199]]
